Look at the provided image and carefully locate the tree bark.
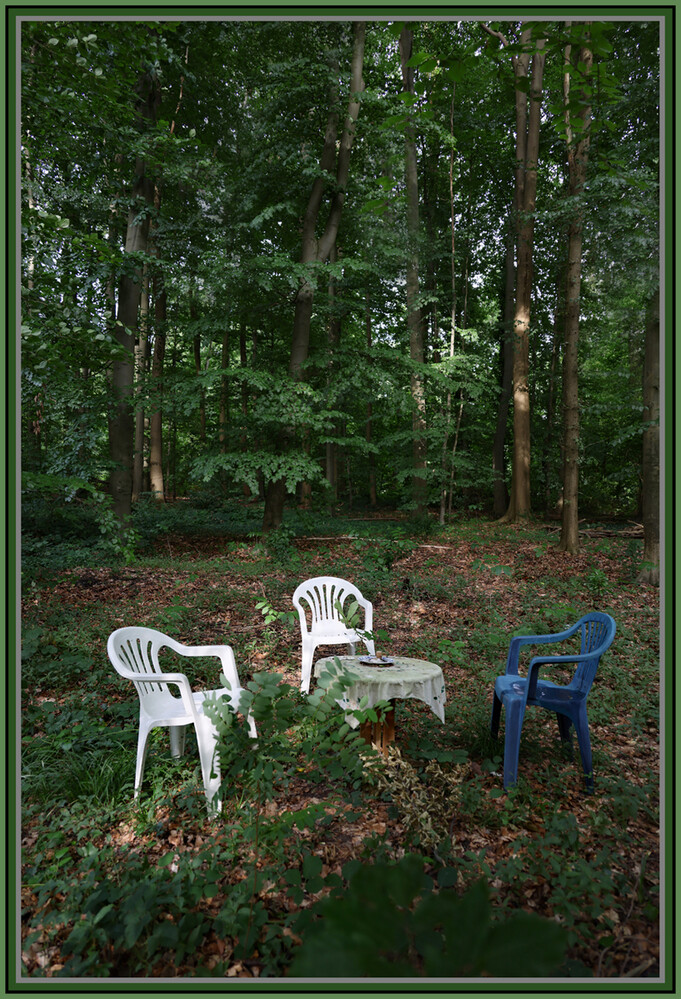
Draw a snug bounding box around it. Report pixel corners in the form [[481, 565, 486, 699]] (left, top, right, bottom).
[[506, 36, 545, 522], [440, 90, 458, 525], [238, 323, 252, 498], [365, 291, 377, 508], [559, 28, 592, 554], [325, 245, 340, 509], [491, 218, 515, 517], [400, 25, 428, 515], [132, 267, 150, 503], [486, 25, 544, 523], [544, 269, 565, 513], [148, 265, 166, 502], [637, 285, 660, 584], [191, 286, 206, 442], [108, 70, 159, 523], [219, 326, 230, 455]]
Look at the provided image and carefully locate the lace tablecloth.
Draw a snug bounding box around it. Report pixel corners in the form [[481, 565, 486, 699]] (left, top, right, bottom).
[[314, 655, 446, 728]]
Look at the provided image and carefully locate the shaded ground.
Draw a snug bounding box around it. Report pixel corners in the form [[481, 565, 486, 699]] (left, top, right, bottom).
[[20, 521, 661, 979]]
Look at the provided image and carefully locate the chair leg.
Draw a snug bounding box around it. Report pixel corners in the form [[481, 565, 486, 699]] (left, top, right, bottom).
[[169, 725, 186, 758], [573, 709, 594, 793], [556, 713, 574, 756], [134, 720, 152, 799], [195, 717, 222, 814], [502, 698, 525, 790], [490, 691, 502, 737], [300, 641, 315, 694]]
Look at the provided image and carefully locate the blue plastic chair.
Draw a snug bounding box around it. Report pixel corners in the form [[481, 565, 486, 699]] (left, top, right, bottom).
[[490, 612, 616, 792]]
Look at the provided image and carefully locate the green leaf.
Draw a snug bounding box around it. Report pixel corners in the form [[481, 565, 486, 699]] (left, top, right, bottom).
[[483, 913, 566, 976]]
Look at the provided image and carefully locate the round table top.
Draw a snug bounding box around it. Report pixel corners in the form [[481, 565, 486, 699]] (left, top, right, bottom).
[[314, 654, 441, 684], [314, 654, 446, 724]]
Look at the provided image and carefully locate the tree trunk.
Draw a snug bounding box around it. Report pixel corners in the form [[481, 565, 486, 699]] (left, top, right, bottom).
[[108, 71, 159, 523], [637, 285, 660, 585], [365, 291, 377, 507], [440, 90, 458, 526], [262, 22, 365, 531], [326, 245, 341, 510], [559, 28, 592, 554], [400, 25, 428, 515], [544, 274, 565, 513], [239, 323, 252, 498], [132, 267, 150, 503], [219, 326, 230, 454], [505, 37, 545, 522], [191, 287, 206, 442], [491, 218, 515, 517], [148, 265, 166, 502], [485, 24, 541, 524]]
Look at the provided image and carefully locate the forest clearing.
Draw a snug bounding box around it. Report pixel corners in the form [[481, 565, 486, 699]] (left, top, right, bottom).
[[20, 507, 661, 980], [17, 13, 666, 987]]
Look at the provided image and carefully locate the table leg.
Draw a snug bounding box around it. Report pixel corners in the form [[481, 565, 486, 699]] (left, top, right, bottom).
[[360, 701, 396, 756]]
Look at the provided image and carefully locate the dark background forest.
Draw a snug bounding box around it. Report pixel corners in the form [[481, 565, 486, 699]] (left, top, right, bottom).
[[20, 17, 660, 565]]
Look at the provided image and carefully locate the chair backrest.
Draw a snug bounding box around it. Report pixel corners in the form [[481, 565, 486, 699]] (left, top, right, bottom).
[[292, 576, 370, 640], [108, 626, 179, 702], [572, 612, 616, 693]]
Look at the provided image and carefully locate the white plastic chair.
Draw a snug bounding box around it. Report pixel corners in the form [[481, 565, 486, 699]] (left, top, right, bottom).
[[107, 626, 256, 812], [292, 577, 375, 693]]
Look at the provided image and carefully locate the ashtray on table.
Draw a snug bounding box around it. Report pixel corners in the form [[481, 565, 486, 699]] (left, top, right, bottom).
[[359, 655, 394, 666]]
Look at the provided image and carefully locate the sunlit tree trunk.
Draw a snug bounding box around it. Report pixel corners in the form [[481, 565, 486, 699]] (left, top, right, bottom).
[[506, 37, 545, 522], [559, 27, 592, 554], [491, 217, 515, 517]]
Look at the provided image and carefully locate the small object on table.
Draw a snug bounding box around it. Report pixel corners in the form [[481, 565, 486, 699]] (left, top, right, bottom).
[[359, 654, 394, 666]]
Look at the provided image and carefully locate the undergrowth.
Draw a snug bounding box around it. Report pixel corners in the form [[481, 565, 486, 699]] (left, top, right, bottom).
[[18, 505, 661, 979]]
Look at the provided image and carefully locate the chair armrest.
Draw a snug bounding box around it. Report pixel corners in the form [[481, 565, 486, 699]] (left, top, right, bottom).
[[164, 638, 234, 664], [525, 652, 597, 698], [293, 604, 310, 637], [161, 639, 241, 687], [119, 668, 199, 717], [505, 623, 581, 675]]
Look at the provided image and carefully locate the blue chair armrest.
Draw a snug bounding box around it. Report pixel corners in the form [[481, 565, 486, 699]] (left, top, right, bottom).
[[526, 652, 599, 698], [505, 623, 579, 675]]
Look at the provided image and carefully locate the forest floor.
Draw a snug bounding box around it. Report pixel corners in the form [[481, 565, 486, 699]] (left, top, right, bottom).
[[19, 514, 662, 981]]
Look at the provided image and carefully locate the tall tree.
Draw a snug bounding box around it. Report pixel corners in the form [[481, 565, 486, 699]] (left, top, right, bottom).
[[108, 68, 159, 523], [559, 24, 593, 554], [399, 24, 428, 514], [491, 211, 516, 518], [148, 254, 167, 503], [506, 32, 545, 521]]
